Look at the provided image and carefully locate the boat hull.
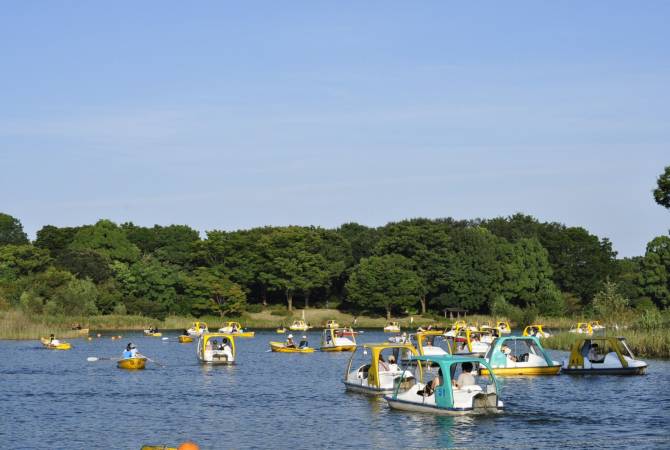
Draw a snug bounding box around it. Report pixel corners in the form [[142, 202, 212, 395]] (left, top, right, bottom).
[[117, 357, 147, 370], [269, 342, 315, 353], [144, 332, 162, 337], [385, 397, 503, 415], [480, 365, 561, 376], [562, 366, 647, 375], [320, 345, 356, 352], [178, 335, 193, 343], [343, 381, 394, 395]]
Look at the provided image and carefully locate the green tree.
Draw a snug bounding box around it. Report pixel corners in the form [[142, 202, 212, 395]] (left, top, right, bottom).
[[637, 236, 670, 307], [0, 245, 52, 282], [374, 219, 450, 314], [345, 254, 425, 319], [55, 278, 99, 315], [337, 222, 380, 264], [186, 267, 247, 317], [653, 165, 670, 209], [0, 213, 29, 246], [34, 225, 79, 257], [70, 220, 140, 263], [592, 281, 629, 320], [56, 249, 111, 283], [122, 222, 200, 265]]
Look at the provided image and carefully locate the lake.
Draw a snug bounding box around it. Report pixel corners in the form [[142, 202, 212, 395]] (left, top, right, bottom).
[[1, 330, 669, 449]]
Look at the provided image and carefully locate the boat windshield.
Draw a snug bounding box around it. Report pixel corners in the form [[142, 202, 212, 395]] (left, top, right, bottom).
[[498, 339, 545, 362]]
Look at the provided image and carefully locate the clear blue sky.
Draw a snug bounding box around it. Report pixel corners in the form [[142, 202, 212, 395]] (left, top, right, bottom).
[[1, 1, 668, 257]]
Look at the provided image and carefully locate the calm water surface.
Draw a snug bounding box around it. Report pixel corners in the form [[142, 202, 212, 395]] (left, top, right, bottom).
[[1, 330, 669, 449]]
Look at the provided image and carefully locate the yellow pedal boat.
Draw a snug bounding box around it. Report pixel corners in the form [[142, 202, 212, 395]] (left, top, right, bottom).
[[178, 335, 193, 343], [40, 338, 72, 350], [269, 341, 315, 353], [117, 357, 147, 370], [143, 330, 163, 337], [276, 327, 287, 334]]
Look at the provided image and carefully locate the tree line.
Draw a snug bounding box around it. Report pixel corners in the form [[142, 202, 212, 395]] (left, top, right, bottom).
[[0, 166, 668, 320]]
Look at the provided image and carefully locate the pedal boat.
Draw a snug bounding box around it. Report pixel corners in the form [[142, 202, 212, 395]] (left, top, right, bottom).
[[143, 329, 162, 337], [569, 322, 593, 335], [178, 335, 193, 343], [589, 320, 606, 331], [289, 320, 311, 332], [496, 321, 512, 334], [480, 336, 561, 376], [343, 343, 419, 394], [197, 333, 236, 365], [412, 331, 453, 357], [385, 355, 504, 415], [324, 319, 340, 329], [276, 326, 287, 334], [561, 337, 647, 375], [384, 321, 401, 333], [450, 329, 491, 357], [522, 324, 552, 338], [187, 321, 209, 337], [40, 338, 72, 350], [117, 357, 147, 370], [269, 341, 315, 353], [320, 327, 356, 351], [217, 321, 255, 338]]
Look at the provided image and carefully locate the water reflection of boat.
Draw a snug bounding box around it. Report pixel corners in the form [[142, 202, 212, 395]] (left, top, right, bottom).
[[320, 327, 356, 351], [561, 337, 647, 375], [197, 333, 236, 365], [217, 321, 255, 338], [343, 343, 418, 395], [480, 336, 561, 376], [385, 355, 504, 415]]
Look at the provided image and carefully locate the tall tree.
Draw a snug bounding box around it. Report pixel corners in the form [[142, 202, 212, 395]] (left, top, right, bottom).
[[374, 220, 450, 314], [653, 165, 670, 209], [346, 254, 425, 319], [0, 213, 29, 246], [0, 245, 52, 282], [69, 220, 140, 263], [186, 267, 247, 317], [34, 225, 79, 257], [638, 235, 670, 307]]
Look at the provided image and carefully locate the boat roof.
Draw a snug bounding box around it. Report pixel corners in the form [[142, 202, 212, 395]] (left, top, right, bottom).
[[361, 342, 415, 349], [408, 354, 485, 363]]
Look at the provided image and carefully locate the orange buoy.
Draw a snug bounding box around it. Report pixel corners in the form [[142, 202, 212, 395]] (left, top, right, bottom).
[[178, 442, 200, 450]]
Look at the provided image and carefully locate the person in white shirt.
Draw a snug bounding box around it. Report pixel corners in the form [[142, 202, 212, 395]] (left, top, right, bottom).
[[454, 362, 476, 389], [387, 355, 399, 372]]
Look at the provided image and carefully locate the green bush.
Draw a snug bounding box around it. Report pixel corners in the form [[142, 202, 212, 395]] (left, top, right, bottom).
[[270, 309, 292, 317], [245, 304, 264, 313], [112, 303, 127, 315], [636, 308, 663, 330]]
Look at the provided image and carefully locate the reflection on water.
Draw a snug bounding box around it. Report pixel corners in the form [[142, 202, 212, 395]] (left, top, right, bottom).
[[1, 331, 669, 449]]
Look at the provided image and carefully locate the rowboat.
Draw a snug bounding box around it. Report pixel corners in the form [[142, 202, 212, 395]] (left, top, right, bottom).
[[117, 357, 147, 370], [269, 341, 315, 353], [40, 338, 72, 350]]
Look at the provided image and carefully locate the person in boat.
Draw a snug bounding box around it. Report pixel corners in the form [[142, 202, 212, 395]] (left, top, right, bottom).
[[453, 362, 475, 389], [501, 344, 517, 362], [122, 343, 137, 359], [182, 329, 189, 336], [231, 324, 239, 333], [588, 343, 603, 362], [378, 354, 389, 372], [49, 334, 61, 346], [221, 338, 233, 361], [387, 355, 399, 371], [286, 334, 296, 348], [298, 335, 308, 349], [420, 368, 443, 397]]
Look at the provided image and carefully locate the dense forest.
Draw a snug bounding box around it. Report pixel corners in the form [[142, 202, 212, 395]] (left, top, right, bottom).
[[1, 167, 669, 321]]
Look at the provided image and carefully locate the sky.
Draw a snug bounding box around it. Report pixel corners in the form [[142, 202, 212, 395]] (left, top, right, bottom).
[[1, 1, 668, 257]]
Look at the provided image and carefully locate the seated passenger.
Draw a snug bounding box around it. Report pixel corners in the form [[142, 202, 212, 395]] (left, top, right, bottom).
[[378, 355, 389, 372], [387, 355, 399, 372], [298, 335, 308, 348], [221, 338, 233, 360], [122, 343, 137, 359], [453, 362, 476, 389], [501, 344, 517, 362], [419, 368, 442, 397], [286, 334, 296, 348], [49, 334, 61, 346], [588, 343, 602, 362]]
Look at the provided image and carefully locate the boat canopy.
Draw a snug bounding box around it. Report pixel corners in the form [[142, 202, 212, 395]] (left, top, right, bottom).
[[413, 331, 453, 356], [197, 333, 236, 359], [486, 336, 554, 367]]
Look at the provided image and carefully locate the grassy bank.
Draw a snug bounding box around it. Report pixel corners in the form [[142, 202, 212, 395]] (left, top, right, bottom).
[[542, 331, 670, 359]]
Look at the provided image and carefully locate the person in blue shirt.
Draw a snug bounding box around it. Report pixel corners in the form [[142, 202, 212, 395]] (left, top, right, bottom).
[[122, 343, 137, 359]]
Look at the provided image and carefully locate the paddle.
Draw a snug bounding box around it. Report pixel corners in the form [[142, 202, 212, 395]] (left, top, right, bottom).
[[137, 353, 166, 368], [87, 356, 119, 362]]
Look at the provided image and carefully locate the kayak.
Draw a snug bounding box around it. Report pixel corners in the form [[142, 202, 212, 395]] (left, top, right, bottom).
[[143, 330, 162, 337], [117, 357, 147, 370], [178, 335, 193, 343], [269, 341, 315, 353], [40, 338, 72, 350]]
